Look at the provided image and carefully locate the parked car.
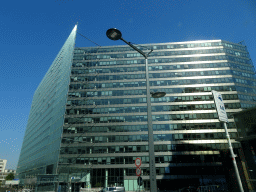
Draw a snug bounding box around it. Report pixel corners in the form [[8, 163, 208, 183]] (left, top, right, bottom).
[[100, 187, 125, 192]]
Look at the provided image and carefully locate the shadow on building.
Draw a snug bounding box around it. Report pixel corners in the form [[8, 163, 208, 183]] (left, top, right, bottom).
[[157, 141, 251, 192], [234, 106, 256, 192]]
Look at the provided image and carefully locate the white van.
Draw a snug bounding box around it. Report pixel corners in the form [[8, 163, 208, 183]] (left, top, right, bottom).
[[102, 187, 125, 192]]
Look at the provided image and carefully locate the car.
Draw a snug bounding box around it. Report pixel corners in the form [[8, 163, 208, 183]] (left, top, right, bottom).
[[102, 187, 125, 192]]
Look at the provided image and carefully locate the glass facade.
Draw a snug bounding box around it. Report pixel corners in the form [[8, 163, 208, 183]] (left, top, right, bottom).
[[61, 40, 256, 191], [17, 27, 256, 192], [16, 25, 77, 189]]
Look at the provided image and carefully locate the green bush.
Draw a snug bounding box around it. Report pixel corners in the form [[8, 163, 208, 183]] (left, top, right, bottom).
[[95, 182, 102, 187], [5, 173, 15, 180]]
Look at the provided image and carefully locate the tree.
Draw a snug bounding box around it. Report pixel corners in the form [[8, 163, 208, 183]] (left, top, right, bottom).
[[95, 182, 102, 187], [5, 173, 15, 180]]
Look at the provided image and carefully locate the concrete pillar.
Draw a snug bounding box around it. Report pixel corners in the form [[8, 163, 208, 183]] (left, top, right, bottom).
[[105, 170, 108, 188]]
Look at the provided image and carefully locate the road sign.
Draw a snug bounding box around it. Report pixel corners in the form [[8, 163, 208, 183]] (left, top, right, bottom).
[[136, 167, 141, 176], [71, 177, 81, 180], [137, 176, 143, 186], [212, 90, 228, 123], [135, 158, 141, 167]]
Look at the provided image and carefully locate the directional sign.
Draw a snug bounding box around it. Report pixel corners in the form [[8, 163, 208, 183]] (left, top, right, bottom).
[[212, 90, 228, 123], [135, 158, 142, 167], [71, 177, 81, 180], [136, 167, 141, 176]]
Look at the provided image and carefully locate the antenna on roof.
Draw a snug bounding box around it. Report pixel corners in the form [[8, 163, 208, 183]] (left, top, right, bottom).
[[238, 40, 245, 45]]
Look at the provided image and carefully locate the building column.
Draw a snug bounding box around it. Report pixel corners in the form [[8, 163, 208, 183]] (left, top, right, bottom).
[[105, 170, 108, 188]]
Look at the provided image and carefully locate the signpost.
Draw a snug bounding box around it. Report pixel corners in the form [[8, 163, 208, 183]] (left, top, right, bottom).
[[135, 158, 142, 167], [135, 158, 143, 191], [212, 90, 244, 192], [136, 168, 141, 176], [212, 90, 228, 123]]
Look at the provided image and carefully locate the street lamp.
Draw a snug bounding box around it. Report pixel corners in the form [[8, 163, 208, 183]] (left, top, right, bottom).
[[151, 92, 166, 98], [107, 28, 166, 192]]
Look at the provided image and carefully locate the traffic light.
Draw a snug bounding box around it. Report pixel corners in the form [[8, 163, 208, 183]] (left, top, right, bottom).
[[137, 176, 143, 186]]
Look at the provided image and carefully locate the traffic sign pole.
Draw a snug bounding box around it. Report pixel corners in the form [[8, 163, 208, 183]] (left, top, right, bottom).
[[224, 122, 244, 192], [135, 158, 143, 190], [212, 90, 244, 192]]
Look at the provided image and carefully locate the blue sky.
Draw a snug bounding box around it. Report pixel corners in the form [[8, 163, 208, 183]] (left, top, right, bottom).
[[0, 0, 255, 169]]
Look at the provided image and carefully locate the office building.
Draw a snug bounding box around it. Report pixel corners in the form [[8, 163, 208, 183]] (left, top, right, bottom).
[[0, 160, 16, 187], [16, 25, 256, 191], [0, 159, 7, 173], [0, 159, 7, 183]]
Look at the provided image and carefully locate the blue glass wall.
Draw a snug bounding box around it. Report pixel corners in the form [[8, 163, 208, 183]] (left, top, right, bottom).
[[16, 25, 77, 181], [60, 40, 256, 191], [16, 36, 256, 191]]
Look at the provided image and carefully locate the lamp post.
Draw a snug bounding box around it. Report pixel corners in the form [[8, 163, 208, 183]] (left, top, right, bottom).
[[106, 28, 166, 192]]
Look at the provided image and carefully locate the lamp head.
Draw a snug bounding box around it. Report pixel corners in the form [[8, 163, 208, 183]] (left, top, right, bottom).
[[106, 28, 122, 41], [151, 92, 166, 98]]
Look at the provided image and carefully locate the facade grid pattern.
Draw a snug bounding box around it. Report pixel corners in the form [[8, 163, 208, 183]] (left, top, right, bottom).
[[16, 26, 256, 192], [60, 39, 256, 191]]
